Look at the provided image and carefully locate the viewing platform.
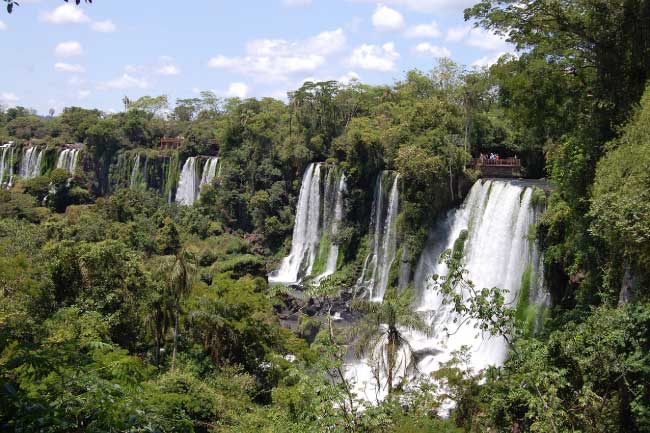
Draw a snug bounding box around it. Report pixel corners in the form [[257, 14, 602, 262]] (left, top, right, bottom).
[[468, 157, 521, 178], [160, 137, 184, 150]]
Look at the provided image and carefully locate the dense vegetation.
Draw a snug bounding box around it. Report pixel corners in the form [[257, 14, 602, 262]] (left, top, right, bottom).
[[2, 0, 650, 431]]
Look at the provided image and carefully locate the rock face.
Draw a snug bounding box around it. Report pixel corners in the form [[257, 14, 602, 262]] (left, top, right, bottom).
[[274, 286, 360, 324]]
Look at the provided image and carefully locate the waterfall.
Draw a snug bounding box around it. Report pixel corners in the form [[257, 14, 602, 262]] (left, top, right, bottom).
[[56, 149, 80, 175], [176, 157, 199, 206], [198, 157, 220, 200], [200, 157, 220, 187], [129, 154, 141, 188], [356, 171, 401, 301], [269, 162, 347, 285], [314, 170, 347, 283], [348, 179, 548, 401], [0, 144, 15, 188], [20, 146, 44, 179]]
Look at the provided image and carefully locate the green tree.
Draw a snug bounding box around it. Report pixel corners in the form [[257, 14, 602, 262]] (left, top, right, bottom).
[[352, 286, 430, 396]]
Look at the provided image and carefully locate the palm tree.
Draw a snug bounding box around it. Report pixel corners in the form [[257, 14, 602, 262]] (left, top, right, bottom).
[[352, 285, 431, 396], [143, 287, 173, 367], [153, 249, 197, 371]]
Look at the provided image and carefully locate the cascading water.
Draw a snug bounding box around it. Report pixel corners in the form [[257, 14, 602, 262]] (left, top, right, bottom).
[[130, 154, 142, 188], [175, 157, 221, 206], [200, 157, 220, 187], [0, 144, 15, 189], [56, 149, 80, 175], [314, 170, 347, 283], [356, 171, 401, 301], [348, 179, 548, 401], [175, 157, 199, 206], [20, 146, 44, 179], [269, 162, 347, 285]]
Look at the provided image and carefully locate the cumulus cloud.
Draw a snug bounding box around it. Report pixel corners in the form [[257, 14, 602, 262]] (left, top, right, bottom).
[[349, 0, 475, 13], [91, 20, 116, 32], [283, 0, 312, 6], [54, 41, 83, 57], [472, 52, 509, 68], [338, 71, 361, 85], [100, 73, 150, 90], [372, 5, 405, 32], [42, 4, 117, 34], [78, 90, 91, 99], [208, 28, 346, 81], [226, 82, 249, 98], [0, 92, 19, 105], [156, 64, 181, 76], [404, 21, 441, 38], [413, 42, 450, 58], [41, 3, 90, 24], [348, 42, 399, 72], [54, 62, 85, 73], [155, 57, 181, 76], [446, 26, 511, 52]]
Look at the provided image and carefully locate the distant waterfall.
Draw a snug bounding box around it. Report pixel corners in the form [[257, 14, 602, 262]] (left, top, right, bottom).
[[269, 162, 347, 285], [176, 157, 199, 205], [0, 144, 15, 188], [200, 157, 220, 187], [314, 169, 347, 283], [129, 154, 142, 188], [356, 171, 401, 301], [20, 146, 44, 179], [56, 149, 80, 175], [348, 179, 548, 401], [175, 157, 221, 206]]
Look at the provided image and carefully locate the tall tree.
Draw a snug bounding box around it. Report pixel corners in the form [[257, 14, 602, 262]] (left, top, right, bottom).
[[352, 286, 430, 396]]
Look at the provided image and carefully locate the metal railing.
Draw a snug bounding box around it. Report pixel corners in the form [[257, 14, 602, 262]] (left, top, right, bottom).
[[469, 157, 521, 167]]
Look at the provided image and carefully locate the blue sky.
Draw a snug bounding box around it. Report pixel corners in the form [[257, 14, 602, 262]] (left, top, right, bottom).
[[0, 0, 513, 114]]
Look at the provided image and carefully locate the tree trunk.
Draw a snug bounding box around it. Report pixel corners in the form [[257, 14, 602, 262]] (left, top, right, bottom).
[[172, 298, 180, 371], [154, 334, 161, 367]]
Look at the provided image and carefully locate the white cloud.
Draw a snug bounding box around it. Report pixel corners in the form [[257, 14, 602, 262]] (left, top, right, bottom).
[[54, 41, 83, 57], [338, 71, 361, 85], [208, 28, 346, 81], [226, 82, 249, 98], [0, 21, 6, 31], [0, 92, 19, 105], [156, 65, 181, 76], [348, 42, 399, 72], [372, 5, 404, 32], [91, 20, 116, 32], [404, 21, 441, 38], [472, 52, 508, 68], [54, 62, 85, 73], [349, 0, 475, 13], [445, 25, 470, 42], [414, 42, 450, 58], [446, 26, 511, 52], [77, 90, 91, 99], [100, 73, 150, 90], [283, 0, 312, 6], [41, 3, 90, 24], [156, 57, 181, 76]]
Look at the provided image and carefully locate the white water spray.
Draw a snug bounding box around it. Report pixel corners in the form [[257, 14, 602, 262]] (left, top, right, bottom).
[[356, 171, 401, 301], [176, 157, 199, 206], [269, 163, 346, 285], [56, 149, 80, 175], [20, 146, 44, 179], [348, 179, 547, 401], [0, 144, 15, 189]]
